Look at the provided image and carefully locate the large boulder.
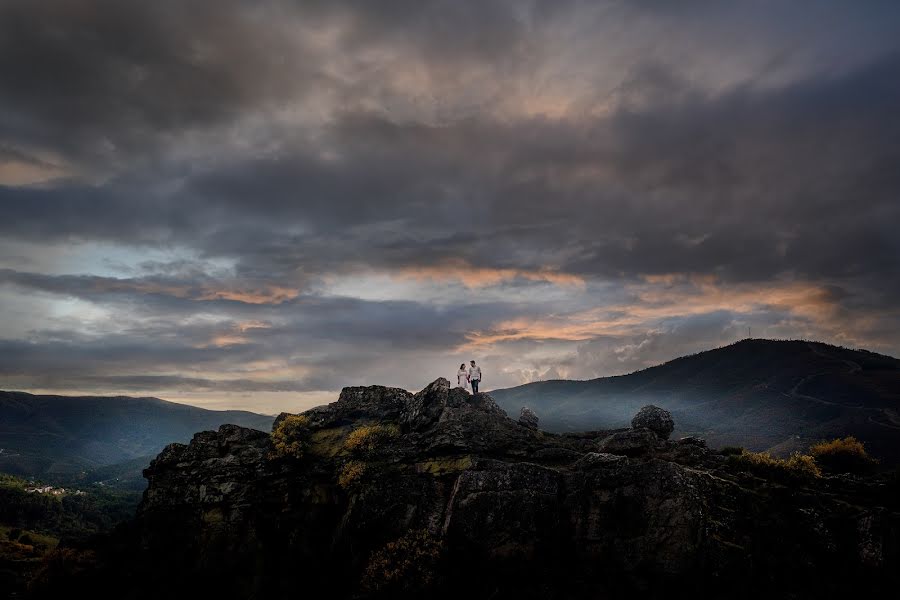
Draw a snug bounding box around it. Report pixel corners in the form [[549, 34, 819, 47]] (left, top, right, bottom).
[[518, 407, 539, 430], [140, 424, 270, 518], [402, 377, 450, 430], [291, 384, 413, 428], [677, 436, 706, 448], [631, 405, 675, 440], [467, 391, 507, 417], [424, 392, 528, 454]]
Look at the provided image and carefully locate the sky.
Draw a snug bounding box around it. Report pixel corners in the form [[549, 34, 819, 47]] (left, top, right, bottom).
[[1, 0, 900, 414]]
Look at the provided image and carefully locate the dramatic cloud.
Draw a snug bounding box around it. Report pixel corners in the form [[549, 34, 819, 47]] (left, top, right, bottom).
[[1, 0, 899, 413]]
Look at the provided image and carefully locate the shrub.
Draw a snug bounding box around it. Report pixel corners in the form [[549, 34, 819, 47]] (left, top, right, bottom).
[[270, 414, 310, 459], [362, 529, 444, 595], [719, 446, 745, 456], [343, 424, 400, 454], [731, 450, 821, 479], [338, 460, 367, 489], [783, 452, 822, 477], [810, 436, 878, 473]]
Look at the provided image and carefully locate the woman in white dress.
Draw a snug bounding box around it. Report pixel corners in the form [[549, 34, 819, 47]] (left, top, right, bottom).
[[456, 363, 468, 389]]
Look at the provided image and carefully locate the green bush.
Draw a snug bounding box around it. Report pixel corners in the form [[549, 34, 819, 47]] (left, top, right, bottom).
[[731, 450, 821, 479], [343, 424, 400, 454], [270, 414, 309, 459], [0, 478, 139, 541], [362, 529, 444, 595], [810, 436, 878, 473]]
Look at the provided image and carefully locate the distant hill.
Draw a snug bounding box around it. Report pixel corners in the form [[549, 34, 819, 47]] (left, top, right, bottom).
[[0, 391, 274, 478], [491, 339, 900, 461]]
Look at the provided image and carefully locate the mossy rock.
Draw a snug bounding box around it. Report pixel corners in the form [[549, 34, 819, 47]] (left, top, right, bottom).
[[415, 456, 473, 475], [308, 426, 354, 458], [202, 508, 225, 524]]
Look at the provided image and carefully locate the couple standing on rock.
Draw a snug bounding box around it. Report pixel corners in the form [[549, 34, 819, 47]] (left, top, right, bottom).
[[456, 360, 482, 393]]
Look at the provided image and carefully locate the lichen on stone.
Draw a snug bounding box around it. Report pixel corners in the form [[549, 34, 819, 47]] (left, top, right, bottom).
[[338, 460, 367, 489], [415, 456, 473, 475]]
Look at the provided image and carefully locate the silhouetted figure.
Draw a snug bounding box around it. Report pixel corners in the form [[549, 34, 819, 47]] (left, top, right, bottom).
[[456, 363, 468, 389], [468, 360, 482, 393]]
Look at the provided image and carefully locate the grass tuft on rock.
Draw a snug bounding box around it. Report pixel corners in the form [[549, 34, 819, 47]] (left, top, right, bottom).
[[731, 450, 821, 479], [343, 424, 400, 454]]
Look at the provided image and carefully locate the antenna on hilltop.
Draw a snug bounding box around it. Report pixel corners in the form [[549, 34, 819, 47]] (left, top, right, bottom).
[[748, 327, 751, 339]]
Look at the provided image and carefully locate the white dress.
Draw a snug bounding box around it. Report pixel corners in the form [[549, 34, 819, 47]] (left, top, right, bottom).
[[457, 369, 468, 389]]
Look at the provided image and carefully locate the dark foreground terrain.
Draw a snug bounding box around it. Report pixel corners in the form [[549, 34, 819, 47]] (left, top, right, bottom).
[[0, 472, 141, 596], [29, 378, 899, 599]]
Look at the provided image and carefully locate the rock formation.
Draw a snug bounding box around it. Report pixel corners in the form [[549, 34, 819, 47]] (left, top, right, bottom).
[[518, 406, 539, 430], [45, 378, 900, 600], [597, 427, 659, 455], [630, 404, 675, 439]]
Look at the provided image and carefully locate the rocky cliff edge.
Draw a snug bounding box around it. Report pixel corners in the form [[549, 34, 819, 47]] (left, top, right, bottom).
[[81, 379, 900, 599]]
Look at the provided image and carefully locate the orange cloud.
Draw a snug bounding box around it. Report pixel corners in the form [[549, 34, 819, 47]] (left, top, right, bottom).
[[463, 277, 845, 348], [0, 156, 69, 186], [397, 260, 585, 288], [195, 286, 301, 304], [187, 360, 303, 381], [200, 321, 273, 348], [87, 278, 301, 305]]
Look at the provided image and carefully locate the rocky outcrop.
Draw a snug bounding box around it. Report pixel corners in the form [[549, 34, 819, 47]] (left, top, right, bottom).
[[518, 406, 539, 430], [631, 404, 675, 439], [67, 379, 900, 600], [597, 427, 659, 456]]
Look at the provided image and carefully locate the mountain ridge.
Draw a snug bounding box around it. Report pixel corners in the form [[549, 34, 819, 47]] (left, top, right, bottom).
[[0, 390, 274, 478], [525, 338, 898, 382], [490, 338, 900, 460]]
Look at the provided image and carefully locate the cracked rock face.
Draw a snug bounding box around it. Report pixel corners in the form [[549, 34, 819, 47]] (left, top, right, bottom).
[[631, 404, 675, 440], [77, 380, 900, 600], [597, 428, 660, 456]]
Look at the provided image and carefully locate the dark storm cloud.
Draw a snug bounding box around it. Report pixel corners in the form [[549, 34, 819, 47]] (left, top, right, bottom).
[[4, 50, 899, 288], [0, 0, 557, 170], [0, 0, 317, 166], [0, 267, 302, 306], [170, 55, 900, 293]]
